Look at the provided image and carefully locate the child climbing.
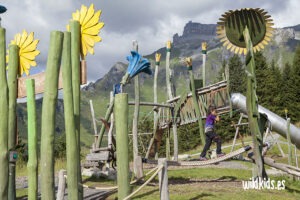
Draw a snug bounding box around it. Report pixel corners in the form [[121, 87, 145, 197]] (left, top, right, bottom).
[[199, 105, 225, 161]]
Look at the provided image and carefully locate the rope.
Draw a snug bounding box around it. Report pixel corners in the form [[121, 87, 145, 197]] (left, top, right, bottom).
[[123, 164, 164, 200]]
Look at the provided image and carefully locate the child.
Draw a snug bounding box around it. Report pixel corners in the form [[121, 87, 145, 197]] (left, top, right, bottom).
[[199, 105, 225, 161]]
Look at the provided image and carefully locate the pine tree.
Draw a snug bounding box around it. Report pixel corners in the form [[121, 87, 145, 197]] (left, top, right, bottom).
[[254, 52, 269, 107], [291, 45, 300, 121], [281, 62, 297, 120], [228, 54, 246, 94]]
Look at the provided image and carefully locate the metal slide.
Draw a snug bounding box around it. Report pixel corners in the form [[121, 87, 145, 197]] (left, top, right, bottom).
[[231, 93, 300, 148]]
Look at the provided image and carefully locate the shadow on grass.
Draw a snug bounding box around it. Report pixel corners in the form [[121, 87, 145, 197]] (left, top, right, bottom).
[[285, 186, 300, 194], [168, 176, 239, 185], [132, 188, 159, 199], [189, 193, 214, 200]]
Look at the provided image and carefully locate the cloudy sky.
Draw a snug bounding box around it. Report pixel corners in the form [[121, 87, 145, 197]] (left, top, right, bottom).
[[1, 0, 299, 82]]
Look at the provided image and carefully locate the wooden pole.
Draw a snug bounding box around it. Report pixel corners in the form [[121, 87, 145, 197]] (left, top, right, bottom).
[[202, 42, 207, 87], [114, 93, 130, 200], [165, 41, 178, 161], [70, 20, 83, 198], [0, 27, 9, 200], [26, 79, 38, 200], [132, 40, 141, 178], [96, 100, 113, 147], [40, 31, 64, 200], [62, 31, 79, 200], [243, 27, 267, 179], [89, 100, 98, 149], [158, 158, 169, 200], [7, 44, 19, 200], [186, 57, 205, 144], [286, 118, 293, 166], [56, 170, 67, 200]]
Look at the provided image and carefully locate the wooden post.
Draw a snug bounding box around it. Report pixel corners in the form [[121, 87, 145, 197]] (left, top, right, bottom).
[[7, 44, 19, 200], [134, 156, 143, 180], [186, 57, 205, 144], [132, 40, 140, 178], [158, 158, 169, 200], [243, 27, 267, 179], [70, 20, 83, 199], [115, 93, 130, 199], [202, 42, 207, 87], [62, 31, 79, 200], [89, 100, 98, 148], [96, 100, 114, 148], [286, 118, 293, 166], [165, 41, 178, 161], [231, 113, 243, 152], [56, 170, 66, 200], [0, 27, 9, 200], [26, 79, 38, 200], [40, 31, 64, 200]]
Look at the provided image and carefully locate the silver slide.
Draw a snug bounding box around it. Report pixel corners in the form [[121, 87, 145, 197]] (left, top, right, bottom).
[[231, 93, 300, 147]]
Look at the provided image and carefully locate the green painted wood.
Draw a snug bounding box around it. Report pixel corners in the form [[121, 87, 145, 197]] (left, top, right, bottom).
[[0, 27, 8, 200], [70, 20, 83, 199], [96, 101, 114, 147], [244, 27, 267, 179], [40, 31, 64, 200], [7, 44, 19, 200], [286, 118, 293, 166], [188, 68, 205, 143], [26, 79, 38, 200], [62, 31, 79, 200], [114, 93, 130, 199]]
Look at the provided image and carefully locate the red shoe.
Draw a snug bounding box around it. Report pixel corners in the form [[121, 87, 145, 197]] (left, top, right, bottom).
[[217, 153, 226, 157]]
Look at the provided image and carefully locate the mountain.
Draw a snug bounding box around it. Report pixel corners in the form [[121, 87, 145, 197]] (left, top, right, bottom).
[[16, 21, 300, 150]]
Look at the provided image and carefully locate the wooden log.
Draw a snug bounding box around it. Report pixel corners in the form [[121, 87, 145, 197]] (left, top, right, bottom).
[[187, 62, 205, 144], [114, 93, 130, 199], [132, 41, 140, 178], [134, 156, 143, 180], [40, 31, 64, 200], [62, 31, 79, 200], [0, 27, 9, 200], [26, 79, 38, 200], [286, 118, 293, 166], [56, 170, 66, 200], [244, 27, 267, 179], [158, 158, 169, 200], [70, 20, 83, 199], [7, 44, 19, 200]]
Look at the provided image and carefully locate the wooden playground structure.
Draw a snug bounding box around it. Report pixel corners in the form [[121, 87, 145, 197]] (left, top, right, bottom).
[[0, 4, 300, 200]]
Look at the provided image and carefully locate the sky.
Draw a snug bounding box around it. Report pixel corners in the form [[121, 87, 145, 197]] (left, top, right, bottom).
[[1, 0, 299, 82]]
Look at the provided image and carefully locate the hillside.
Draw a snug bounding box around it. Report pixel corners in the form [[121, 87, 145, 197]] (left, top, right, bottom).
[[16, 21, 300, 150]]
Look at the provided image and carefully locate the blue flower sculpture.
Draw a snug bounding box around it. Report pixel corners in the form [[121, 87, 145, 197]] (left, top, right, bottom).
[[121, 51, 152, 85], [0, 5, 6, 14]]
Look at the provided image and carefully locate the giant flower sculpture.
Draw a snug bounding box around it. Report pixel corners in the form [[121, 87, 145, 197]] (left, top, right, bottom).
[[7, 30, 40, 76], [120, 51, 152, 85], [67, 4, 104, 60]]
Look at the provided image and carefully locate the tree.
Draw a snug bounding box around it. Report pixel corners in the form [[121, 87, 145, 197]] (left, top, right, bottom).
[[254, 52, 269, 107], [228, 54, 246, 94], [291, 45, 300, 121]]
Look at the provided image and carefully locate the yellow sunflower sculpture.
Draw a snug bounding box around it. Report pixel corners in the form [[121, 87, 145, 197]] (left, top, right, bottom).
[[7, 30, 40, 76], [67, 4, 104, 59]]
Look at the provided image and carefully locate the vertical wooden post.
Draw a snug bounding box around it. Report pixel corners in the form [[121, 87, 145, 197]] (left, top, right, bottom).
[[40, 31, 64, 200], [56, 169, 67, 200], [26, 79, 38, 200], [115, 93, 130, 200], [62, 31, 79, 200], [7, 44, 19, 200], [89, 100, 98, 136], [0, 27, 9, 200], [202, 42, 207, 87], [186, 58, 205, 144], [165, 41, 178, 161], [70, 20, 83, 199], [231, 113, 243, 152], [243, 27, 267, 179], [158, 158, 169, 200], [286, 118, 293, 166], [132, 40, 140, 177]]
